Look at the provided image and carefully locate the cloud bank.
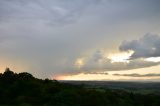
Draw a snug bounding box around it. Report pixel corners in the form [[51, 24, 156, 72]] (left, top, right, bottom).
[[77, 50, 160, 73], [74, 34, 160, 74], [119, 33, 160, 59], [113, 73, 160, 77]]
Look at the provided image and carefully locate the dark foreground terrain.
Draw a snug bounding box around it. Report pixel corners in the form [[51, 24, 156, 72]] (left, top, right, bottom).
[[0, 68, 160, 106]]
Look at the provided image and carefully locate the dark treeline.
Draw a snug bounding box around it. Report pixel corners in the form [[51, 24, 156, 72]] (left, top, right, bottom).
[[0, 68, 160, 106]]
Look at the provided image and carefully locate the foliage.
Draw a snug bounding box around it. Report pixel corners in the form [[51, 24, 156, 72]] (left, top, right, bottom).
[[0, 68, 160, 106]]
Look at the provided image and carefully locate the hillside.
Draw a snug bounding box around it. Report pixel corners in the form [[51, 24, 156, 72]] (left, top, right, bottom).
[[0, 68, 160, 106]]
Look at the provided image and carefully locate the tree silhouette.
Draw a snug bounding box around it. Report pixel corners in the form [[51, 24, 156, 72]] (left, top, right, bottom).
[[18, 72, 34, 80], [2, 68, 15, 84], [3, 67, 14, 76]]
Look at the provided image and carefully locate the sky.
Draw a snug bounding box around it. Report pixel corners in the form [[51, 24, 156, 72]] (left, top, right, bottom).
[[0, 0, 160, 81]]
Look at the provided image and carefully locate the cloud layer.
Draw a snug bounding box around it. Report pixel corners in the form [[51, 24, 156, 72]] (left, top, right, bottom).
[[0, 0, 99, 25], [113, 73, 160, 77]]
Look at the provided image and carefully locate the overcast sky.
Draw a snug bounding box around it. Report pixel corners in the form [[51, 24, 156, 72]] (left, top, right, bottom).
[[0, 0, 160, 80]]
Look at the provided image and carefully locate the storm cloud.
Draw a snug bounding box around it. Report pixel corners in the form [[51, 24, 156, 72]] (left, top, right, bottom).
[[119, 33, 160, 59]]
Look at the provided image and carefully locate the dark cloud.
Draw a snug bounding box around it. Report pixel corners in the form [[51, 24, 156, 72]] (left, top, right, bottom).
[[119, 33, 160, 59], [113, 73, 160, 77]]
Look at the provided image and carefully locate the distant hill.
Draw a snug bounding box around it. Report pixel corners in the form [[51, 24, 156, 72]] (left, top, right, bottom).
[[61, 80, 160, 94]]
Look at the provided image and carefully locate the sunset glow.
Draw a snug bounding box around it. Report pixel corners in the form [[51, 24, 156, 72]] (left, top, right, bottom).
[[58, 73, 160, 81]]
